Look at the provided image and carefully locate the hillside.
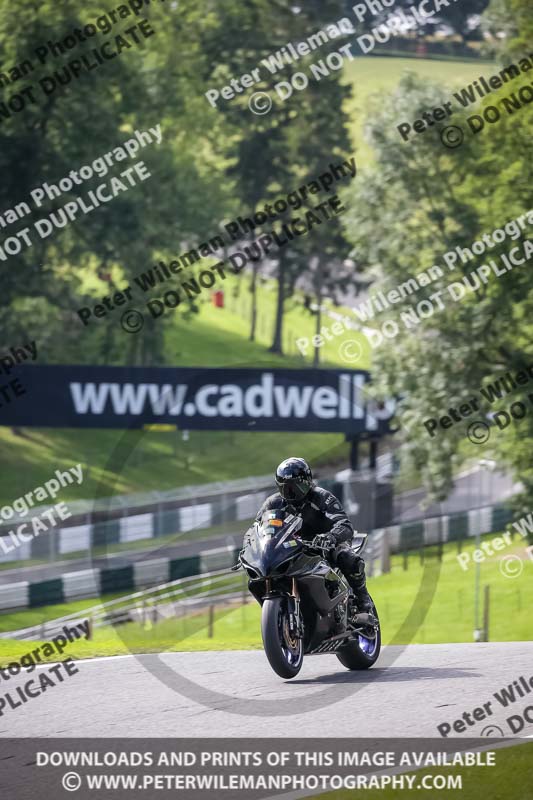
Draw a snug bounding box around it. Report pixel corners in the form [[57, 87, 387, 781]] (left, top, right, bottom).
[[0, 55, 493, 502]]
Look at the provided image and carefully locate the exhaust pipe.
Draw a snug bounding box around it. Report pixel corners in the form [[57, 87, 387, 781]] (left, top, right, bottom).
[[351, 612, 378, 627]]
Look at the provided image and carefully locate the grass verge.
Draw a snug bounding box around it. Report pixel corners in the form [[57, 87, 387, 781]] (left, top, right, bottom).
[[315, 741, 533, 800], [0, 530, 531, 661]]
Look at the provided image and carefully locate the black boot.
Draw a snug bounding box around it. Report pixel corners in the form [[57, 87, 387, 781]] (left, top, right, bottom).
[[348, 561, 373, 613]]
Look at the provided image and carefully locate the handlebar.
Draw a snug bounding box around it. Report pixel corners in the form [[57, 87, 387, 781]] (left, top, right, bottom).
[[303, 534, 368, 556], [300, 537, 332, 555]]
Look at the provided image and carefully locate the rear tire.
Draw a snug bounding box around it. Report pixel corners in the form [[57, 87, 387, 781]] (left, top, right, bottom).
[[261, 597, 303, 679], [336, 598, 381, 670]]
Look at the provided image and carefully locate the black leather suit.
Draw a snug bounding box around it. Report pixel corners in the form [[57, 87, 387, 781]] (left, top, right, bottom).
[[254, 486, 365, 585]]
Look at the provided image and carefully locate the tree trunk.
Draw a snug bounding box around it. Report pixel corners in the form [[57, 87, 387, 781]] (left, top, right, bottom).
[[101, 322, 115, 365], [127, 329, 139, 365], [313, 289, 322, 368], [249, 263, 259, 341], [269, 256, 286, 354], [312, 257, 323, 368]]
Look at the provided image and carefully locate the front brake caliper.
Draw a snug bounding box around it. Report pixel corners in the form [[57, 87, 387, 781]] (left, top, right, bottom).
[[288, 599, 304, 638]]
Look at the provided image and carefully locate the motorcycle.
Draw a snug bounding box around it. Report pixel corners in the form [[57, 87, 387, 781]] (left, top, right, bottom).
[[233, 509, 381, 679]]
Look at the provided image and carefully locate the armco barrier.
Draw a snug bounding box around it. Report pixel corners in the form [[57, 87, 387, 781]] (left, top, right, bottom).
[[0, 505, 522, 611], [424, 516, 448, 546], [120, 513, 153, 543], [468, 506, 492, 538], [29, 578, 64, 608], [169, 554, 200, 581], [100, 565, 134, 595], [133, 558, 170, 588], [0, 568, 249, 642], [92, 519, 121, 548], [371, 504, 517, 555], [0, 474, 389, 567], [62, 569, 100, 601], [0, 547, 241, 613], [447, 511, 469, 541], [154, 508, 180, 537], [59, 524, 91, 555], [399, 521, 424, 551], [0, 581, 29, 610]]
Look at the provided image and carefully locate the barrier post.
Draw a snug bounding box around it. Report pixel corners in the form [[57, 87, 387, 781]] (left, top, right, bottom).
[[482, 585, 490, 642]]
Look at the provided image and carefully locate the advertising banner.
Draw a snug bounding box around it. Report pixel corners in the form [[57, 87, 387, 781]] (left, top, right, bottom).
[[1, 366, 395, 433]]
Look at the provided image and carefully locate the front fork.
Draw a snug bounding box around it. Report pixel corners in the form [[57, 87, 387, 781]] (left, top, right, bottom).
[[264, 578, 303, 638], [288, 578, 303, 638]]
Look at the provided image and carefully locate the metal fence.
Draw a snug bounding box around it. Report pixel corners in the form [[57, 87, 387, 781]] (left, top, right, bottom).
[[0, 567, 247, 641], [1, 500, 522, 640], [0, 473, 393, 565]]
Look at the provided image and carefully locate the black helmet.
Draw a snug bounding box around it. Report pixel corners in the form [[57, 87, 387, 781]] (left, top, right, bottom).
[[275, 457, 313, 503]]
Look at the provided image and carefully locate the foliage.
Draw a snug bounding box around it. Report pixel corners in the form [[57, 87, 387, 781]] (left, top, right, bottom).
[[197, 0, 354, 352], [482, 0, 533, 56], [342, 56, 532, 501], [0, 0, 229, 365]]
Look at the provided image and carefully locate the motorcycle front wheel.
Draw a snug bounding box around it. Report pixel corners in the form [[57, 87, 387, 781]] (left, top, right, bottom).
[[261, 596, 303, 679]]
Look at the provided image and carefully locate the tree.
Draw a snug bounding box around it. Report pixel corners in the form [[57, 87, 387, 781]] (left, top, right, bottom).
[[198, 0, 353, 354], [0, 0, 230, 367], [341, 61, 532, 502], [340, 0, 489, 41], [482, 0, 533, 55]]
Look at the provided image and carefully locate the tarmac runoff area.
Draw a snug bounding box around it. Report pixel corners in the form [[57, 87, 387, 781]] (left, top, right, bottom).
[[1, 642, 532, 738]]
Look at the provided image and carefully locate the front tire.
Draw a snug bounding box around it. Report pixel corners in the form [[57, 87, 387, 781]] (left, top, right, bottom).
[[261, 597, 303, 679], [336, 598, 381, 670]]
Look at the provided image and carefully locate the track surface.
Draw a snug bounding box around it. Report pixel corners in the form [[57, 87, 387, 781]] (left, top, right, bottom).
[[2, 642, 532, 738]]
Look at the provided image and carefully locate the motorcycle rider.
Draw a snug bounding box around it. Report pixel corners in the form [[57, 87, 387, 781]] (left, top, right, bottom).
[[251, 457, 373, 613]]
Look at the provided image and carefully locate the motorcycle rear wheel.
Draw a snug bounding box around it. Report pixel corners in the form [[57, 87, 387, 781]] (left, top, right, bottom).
[[336, 598, 381, 670], [261, 596, 303, 679]]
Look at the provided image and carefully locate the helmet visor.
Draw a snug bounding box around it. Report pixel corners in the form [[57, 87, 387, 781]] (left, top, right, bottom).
[[276, 477, 310, 502]]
